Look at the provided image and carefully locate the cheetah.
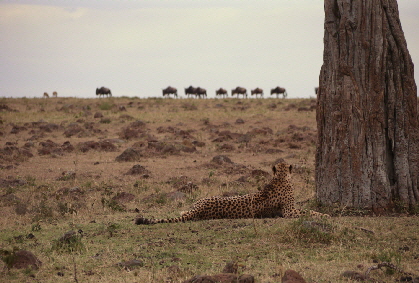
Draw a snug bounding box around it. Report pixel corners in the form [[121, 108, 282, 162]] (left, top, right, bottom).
[[135, 162, 329, 225]]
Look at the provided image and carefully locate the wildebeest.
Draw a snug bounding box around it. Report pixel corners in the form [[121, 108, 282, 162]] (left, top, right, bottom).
[[52, 91, 58, 97], [215, 88, 228, 98], [43, 92, 49, 98], [195, 87, 207, 98], [96, 87, 112, 97], [315, 87, 319, 95], [184, 86, 197, 98], [270, 86, 287, 98], [251, 88, 263, 98], [231, 87, 247, 98], [162, 86, 177, 98]]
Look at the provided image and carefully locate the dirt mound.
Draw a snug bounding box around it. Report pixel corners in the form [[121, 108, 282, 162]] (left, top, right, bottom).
[[183, 261, 254, 283], [118, 120, 147, 140], [0, 193, 22, 205], [0, 145, 33, 162], [282, 269, 307, 283], [94, 112, 103, 118], [124, 164, 150, 175], [0, 179, 27, 189], [77, 140, 118, 152], [38, 140, 74, 156], [6, 250, 42, 270], [217, 143, 235, 152], [0, 104, 18, 112], [247, 127, 273, 136], [211, 155, 233, 165], [184, 274, 254, 283], [10, 125, 28, 134], [38, 123, 61, 132], [115, 147, 143, 162], [148, 141, 196, 155], [167, 176, 193, 189], [63, 123, 84, 137]]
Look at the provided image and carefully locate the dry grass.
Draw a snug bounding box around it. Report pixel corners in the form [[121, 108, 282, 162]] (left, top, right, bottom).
[[0, 96, 418, 282]]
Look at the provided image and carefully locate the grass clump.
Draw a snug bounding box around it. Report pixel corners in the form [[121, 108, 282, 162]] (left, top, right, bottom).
[[99, 102, 113, 110], [51, 230, 85, 254], [0, 247, 20, 269], [283, 217, 335, 244], [101, 197, 126, 212], [277, 217, 360, 245]]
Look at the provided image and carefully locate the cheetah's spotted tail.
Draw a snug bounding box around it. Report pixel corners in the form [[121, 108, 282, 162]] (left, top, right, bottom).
[[135, 216, 186, 225]]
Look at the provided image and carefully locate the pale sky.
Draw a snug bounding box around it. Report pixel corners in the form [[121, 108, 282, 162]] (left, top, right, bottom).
[[1, 1, 418, 99]]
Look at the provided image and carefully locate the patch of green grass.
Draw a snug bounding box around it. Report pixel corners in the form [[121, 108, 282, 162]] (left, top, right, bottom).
[[99, 102, 113, 110], [51, 231, 85, 254], [101, 197, 126, 212], [0, 247, 20, 269]]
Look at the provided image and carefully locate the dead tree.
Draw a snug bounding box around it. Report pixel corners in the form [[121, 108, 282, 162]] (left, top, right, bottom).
[[316, 0, 419, 213]]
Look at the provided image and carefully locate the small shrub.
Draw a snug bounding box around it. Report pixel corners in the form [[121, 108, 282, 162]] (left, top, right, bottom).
[[133, 181, 149, 192], [51, 231, 85, 254], [24, 175, 37, 186], [155, 194, 167, 205], [0, 247, 19, 269], [101, 197, 126, 212], [57, 202, 77, 216], [32, 200, 54, 221], [106, 223, 120, 237], [31, 223, 41, 232]]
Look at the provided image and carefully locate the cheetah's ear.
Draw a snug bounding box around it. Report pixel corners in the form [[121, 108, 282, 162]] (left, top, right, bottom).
[[272, 165, 277, 175], [289, 165, 293, 173]]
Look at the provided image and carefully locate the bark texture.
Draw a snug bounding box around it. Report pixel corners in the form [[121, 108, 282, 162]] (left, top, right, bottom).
[[316, 0, 419, 212]]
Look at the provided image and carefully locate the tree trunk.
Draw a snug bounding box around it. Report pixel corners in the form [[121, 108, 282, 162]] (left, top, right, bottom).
[[316, 0, 419, 212]]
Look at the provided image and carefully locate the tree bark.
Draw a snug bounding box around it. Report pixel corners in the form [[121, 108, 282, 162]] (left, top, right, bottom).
[[316, 0, 419, 212]]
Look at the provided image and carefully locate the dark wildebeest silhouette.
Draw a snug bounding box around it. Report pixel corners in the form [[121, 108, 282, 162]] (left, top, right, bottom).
[[215, 88, 228, 98], [162, 86, 177, 98], [315, 87, 319, 95], [270, 86, 287, 98], [251, 88, 263, 98], [195, 87, 207, 98], [96, 87, 112, 97], [184, 86, 197, 98], [231, 87, 247, 98]]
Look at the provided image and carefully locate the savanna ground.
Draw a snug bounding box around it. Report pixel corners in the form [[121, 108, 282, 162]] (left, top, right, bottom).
[[0, 96, 418, 282]]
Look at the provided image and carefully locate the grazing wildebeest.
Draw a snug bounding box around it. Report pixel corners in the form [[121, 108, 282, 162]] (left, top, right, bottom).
[[251, 88, 264, 98], [195, 87, 207, 98], [184, 86, 197, 98], [215, 88, 228, 98], [52, 91, 58, 97], [96, 87, 112, 97], [43, 92, 49, 98], [270, 86, 287, 98], [315, 87, 319, 95], [231, 87, 247, 98], [162, 86, 177, 98]]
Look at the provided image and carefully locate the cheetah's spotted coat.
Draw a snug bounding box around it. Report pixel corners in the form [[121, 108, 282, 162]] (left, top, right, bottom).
[[135, 162, 329, 225]]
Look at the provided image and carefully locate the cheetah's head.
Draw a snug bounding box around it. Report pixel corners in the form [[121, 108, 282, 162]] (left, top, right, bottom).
[[272, 162, 292, 177]]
